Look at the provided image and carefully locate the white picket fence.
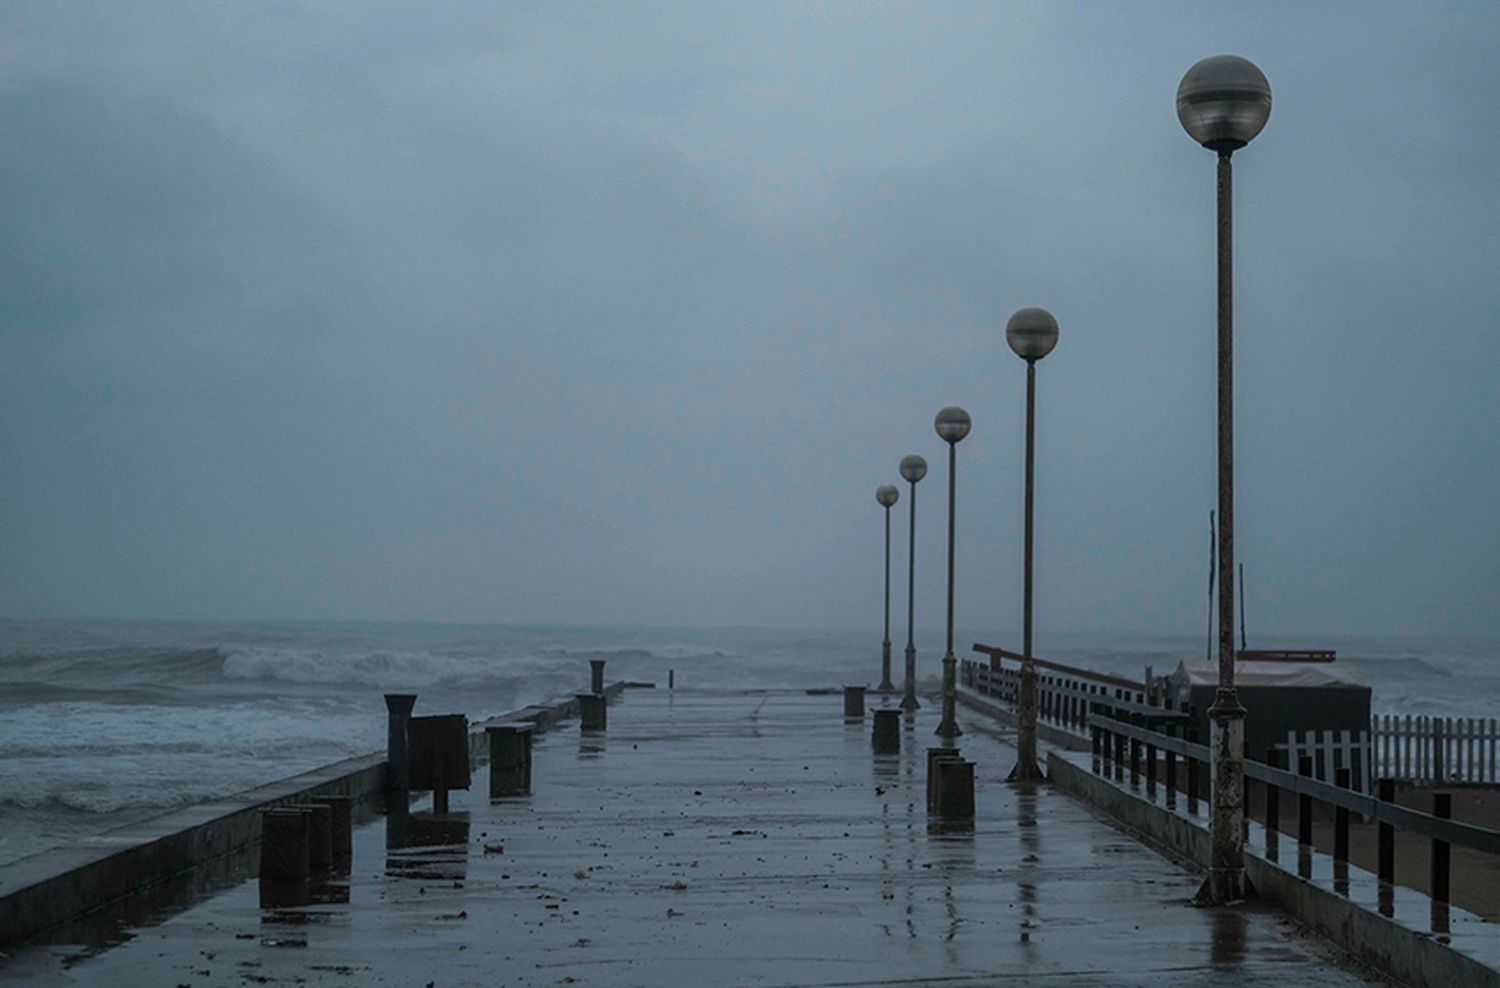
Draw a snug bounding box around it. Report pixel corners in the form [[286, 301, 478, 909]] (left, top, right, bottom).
[[1372, 714, 1500, 785], [1272, 730, 1373, 794]]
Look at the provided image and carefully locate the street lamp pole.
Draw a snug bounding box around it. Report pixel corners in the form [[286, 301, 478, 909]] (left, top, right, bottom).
[[934, 407, 971, 739], [899, 454, 927, 713], [875, 484, 900, 693], [1177, 54, 1272, 906], [1003, 307, 1058, 783]]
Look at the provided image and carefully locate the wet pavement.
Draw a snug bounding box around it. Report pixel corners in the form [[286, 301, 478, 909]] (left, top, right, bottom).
[[4, 688, 1387, 986]]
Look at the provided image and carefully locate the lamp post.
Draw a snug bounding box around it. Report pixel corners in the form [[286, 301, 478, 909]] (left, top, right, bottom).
[[875, 484, 900, 693], [898, 454, 927, 713], [1003, 307, 1058, 783], [933, 408, 971, 739], [1177, 53, 1272, 906]]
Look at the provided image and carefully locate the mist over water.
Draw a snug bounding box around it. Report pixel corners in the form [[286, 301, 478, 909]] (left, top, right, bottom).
[[0, 618, 1494, 865]]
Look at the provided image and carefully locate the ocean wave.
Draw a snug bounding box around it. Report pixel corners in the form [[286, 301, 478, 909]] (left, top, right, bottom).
[[219, 643, 736, 688], [0, 783, 229, 816], [0, 735, 338, 759], [0, 646, 224, 687], [221, 646, 564, 688], [0, 680, 177, 708], [540, 646, 733, 662], [1340, 654, 1460, 678]]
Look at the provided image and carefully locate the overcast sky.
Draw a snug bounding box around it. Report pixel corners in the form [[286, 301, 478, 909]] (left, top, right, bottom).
[[0, 2, 1496, 639]]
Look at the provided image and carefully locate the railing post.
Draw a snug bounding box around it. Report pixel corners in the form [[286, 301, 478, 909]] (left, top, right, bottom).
[[1334, 767, 1350, 863], [1264, 747, 1280, 840], [1091, 720, 1102, 775], [1434, 719, 1446, 782], [1114, 724, 1126, 783], [1377, 777, 1395, 885], [1164, 726, 1177, 808], [1186, 748, 1200, 815], [1243, 737, 1251, 842], [1129, 719, 1141, 789], [1298, 755, 1314, 847], [1432, 792, 1451, 904], [1146, 737, 1158, 798]]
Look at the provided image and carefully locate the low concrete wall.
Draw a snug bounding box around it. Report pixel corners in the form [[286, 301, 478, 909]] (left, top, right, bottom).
[[1049, 750, 1500, 988], [0, 682, 627, 947]]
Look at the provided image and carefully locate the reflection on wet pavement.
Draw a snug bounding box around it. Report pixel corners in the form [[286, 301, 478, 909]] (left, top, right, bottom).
[[6, 689, 1387, 987]]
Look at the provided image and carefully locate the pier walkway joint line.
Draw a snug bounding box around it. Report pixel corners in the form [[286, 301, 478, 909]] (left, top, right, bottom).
[[5, 689, 1383, 986]]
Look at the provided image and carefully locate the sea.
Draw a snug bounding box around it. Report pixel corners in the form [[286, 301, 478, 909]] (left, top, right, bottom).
[[0, 618, 1495, 866]]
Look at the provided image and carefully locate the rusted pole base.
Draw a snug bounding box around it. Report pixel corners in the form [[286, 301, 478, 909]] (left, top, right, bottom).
[[900, 644, 920, 713], [935, 655, 961, 738], [876, 640, 896, 693], [1194, 689, 1249, 905], [1006, 661, 1044, 782]]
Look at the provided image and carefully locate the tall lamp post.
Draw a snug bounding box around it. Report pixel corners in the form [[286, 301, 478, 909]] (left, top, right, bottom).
[[934, 407, 971, 739], [1177, 54, 1272, 906], [1004, 307, 1058, 782], [898, 454, 927, 713], [875, 484, 900, 693]]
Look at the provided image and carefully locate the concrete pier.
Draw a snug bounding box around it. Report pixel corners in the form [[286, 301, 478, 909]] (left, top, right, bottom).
[[871, 707, 900, 753], [383, 692, 417, 798], [485, 722, 533, 797], [578, 692, 607, 732], [934, 757, 976, 820], [310, 795, 352, 872], [3, 689, 1391, 987], [287, 802, 333, 872], [843, 684, 866, 719], [926, 745, 962, 812], [256, 807, 309, 882]]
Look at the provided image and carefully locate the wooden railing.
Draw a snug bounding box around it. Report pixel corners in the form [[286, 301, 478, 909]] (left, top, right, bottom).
[[1090, 712, 1500, 919]]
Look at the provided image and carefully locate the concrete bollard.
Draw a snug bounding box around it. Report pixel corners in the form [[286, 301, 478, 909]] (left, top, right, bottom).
[[590, 659, 606, 695], [288, 803, 333, 872], [872, 709, 901, 754], [844, 686, 866, 719], [579, 693, 607, 732], [935, 759, 975, 820], [385, 693, 418, 799], [927, 746, 962, 812], [259, 807, 311, 881], [487, 723, 534, 797], [310, 795, 353, 872]]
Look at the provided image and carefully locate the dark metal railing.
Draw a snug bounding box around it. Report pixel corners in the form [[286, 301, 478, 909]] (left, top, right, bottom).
[[1089, 711, 1500, 913], [962, 657, 1188, 740]]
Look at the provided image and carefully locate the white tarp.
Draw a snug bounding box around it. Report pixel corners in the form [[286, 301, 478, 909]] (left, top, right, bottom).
[[1170, 660, 1368, 690]]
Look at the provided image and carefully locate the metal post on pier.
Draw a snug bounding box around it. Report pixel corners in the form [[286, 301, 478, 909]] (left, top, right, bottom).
[[1165, 731, 1178, 808], [1004, 307, 1058, 784], [934, 407, 970, 740], [875, 485, 899, 693], [1297, 755, 1314, 847], [1177, 53, 1272, 906], [1377, 777, 1396, 885], [1264, 748, 1281, 853], [1334, 768, 1351, 863], [898, 455, 927, 714], [1432, 792, 1451, 904], [385, 693, 417, 800]]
